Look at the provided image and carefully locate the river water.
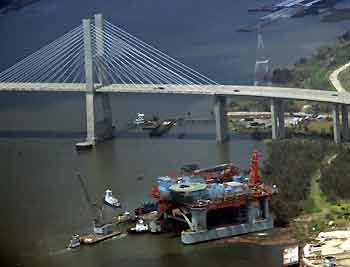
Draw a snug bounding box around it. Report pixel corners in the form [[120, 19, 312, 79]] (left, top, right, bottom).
[[1, 0, 350, 266]]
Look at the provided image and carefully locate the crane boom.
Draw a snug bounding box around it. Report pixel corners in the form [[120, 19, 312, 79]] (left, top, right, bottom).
[[76, 173, 102, 223]]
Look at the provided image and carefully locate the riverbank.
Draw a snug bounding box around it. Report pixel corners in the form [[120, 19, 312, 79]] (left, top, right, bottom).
[[228, 113, 333, 141], [227, 31, 350, 116], [262, 140, 350, 264], [0, 0, 39, 14]]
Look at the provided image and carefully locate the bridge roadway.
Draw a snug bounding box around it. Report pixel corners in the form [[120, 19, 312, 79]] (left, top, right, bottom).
[[0, 82, 349, 104], [1, 82, 349, 145]]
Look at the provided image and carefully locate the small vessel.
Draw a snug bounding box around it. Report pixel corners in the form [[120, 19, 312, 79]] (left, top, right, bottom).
[[135, 113, 145, 125], [75, 141, 94, 151], [104, 189, 121, 208], [128, 219, 149, 234], [149, 119, 176, 137], [116, 210, 136, 224], [142, 120, 161, 130], [68, 234, 81, 249], [80, 230, 121, 245]]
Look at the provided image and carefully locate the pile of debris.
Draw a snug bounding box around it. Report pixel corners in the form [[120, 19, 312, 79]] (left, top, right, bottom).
[[303, 230, 350, 266]]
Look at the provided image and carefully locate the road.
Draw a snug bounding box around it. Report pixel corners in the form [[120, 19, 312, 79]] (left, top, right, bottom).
[[329, 62, 350, 92], [0, 82, 349, 104]]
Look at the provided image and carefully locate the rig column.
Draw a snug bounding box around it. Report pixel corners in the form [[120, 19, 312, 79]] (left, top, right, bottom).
[[214, 95, 228, 143], [333, 103, 341, 144], [190, 208, 207, 232], [247, 201, 260, 224], [263, 198, 269, 219], [341, 104, 349, 142]]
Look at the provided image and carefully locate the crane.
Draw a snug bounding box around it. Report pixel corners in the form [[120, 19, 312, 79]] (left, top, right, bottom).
[[76, 173, 112, 235]]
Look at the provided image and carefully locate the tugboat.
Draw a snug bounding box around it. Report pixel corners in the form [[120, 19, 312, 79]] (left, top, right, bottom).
[[103, 189, 121, 208], [67, 234, 81, 249], [128, 219, 149, 234]]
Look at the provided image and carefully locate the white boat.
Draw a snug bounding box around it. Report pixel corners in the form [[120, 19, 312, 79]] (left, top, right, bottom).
[[104, 189, 121, 208], [128, 219, 149, 234], [135, 113, 145, 125], [68, 234, 81, 249]]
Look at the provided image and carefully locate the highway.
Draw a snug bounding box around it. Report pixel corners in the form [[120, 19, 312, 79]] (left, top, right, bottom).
[[0, 82, 349, 104]]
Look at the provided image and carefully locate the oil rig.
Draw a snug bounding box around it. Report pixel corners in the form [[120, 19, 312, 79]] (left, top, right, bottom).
[[144, 151, 276, 244]]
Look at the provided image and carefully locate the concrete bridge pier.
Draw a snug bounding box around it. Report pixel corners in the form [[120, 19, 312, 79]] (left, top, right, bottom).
[[333, 104, 341, 144], [82, 16, 113, 147], [214, 95, 228, 143], [270, 98, 285, 140], [277, 100, 285, 139], [85, 92, 113, 145], [341, 104, 349, 142]]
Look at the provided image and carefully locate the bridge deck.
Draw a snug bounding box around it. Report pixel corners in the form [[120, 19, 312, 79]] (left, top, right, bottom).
[[0, 82, 348, 104]]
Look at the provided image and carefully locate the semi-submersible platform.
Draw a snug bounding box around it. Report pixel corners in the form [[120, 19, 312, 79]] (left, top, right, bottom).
[[144, 151, 277, 244]]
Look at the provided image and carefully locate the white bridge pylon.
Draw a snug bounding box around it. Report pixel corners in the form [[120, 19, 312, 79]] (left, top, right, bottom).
[[1, 14, 349, 146], [0, 15, 217, 89]]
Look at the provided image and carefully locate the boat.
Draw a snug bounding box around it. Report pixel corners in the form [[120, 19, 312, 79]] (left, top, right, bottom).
[[149, 119, 176, 137], [135, 113, 145, 125], [104, 189, 121, 208], [75, 141, 94, 151], [67, 234, 81, 249], [128, 219, 149, 234], [142, 120, 161, 130], [80, 230, 121, 245], [115, 210, 136, 224]]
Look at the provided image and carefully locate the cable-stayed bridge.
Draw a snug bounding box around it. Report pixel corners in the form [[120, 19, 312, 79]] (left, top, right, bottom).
[[0, 14, 349, 145]]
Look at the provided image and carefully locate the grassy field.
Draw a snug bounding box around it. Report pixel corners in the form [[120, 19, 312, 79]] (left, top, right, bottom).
[[304, 170, 326, 213], [307, 120, 333, 134], [261, 140, 350, 244], [292, 151, 350, 242]]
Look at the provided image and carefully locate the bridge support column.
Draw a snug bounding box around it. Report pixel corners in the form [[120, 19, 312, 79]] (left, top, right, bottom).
[[271, 98, 278, 140], [86, 92, 113, 145], [82, 17, 113, 147], [271, 98, 285, 140], [333, 103, 341, 144], [214, 95, 228, 143], [277, 100, 285, 139], [341, 104, 349, 142], [270, 98, 285, 140]]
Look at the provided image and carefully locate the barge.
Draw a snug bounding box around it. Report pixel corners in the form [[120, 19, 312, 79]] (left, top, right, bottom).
[[149, 119, 176, 137]]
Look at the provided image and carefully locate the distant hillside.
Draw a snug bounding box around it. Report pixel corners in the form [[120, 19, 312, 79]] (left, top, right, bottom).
[[0, 0, 38, 13], [0, 0, 12, 9], [271, 30, 350, 90]]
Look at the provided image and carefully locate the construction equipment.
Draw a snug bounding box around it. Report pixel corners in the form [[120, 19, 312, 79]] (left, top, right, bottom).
[[76, 173, 113, 235]]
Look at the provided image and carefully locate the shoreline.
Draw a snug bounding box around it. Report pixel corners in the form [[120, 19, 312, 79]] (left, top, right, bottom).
[[271, 30, 350, 91], [0, 0, 39, 14]]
